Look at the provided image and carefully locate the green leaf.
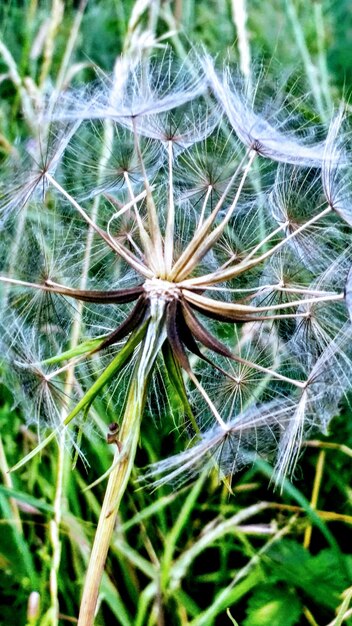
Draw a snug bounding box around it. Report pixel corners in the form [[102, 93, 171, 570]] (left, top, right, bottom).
[[0, 494, 37, 585], [10, 323, 147, 473], [40, 336, 105, 365], [243, 585, 301, 626], [265, 541, 352, 610], [0, 485, 54, 514]]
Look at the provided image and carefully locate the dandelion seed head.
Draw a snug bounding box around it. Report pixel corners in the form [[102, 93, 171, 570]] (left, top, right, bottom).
[[1, 47, 352, 491]]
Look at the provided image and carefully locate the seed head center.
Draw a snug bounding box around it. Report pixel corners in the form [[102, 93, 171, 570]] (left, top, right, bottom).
[[144, 278, 181, 302]]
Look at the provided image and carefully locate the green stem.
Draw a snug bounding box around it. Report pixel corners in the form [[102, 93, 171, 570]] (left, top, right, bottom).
[[77, 300, 166, 626], [77, 382, 143, 626]]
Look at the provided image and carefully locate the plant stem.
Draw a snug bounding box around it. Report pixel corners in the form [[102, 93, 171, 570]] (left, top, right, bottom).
[[303, 449, 326, 549], [231, 0, 252, 95], [77, 387, 142, 626], [78, 301, 166, 626], [286, 0, 327, 123], [164, 140, 175, 273], [54, 0, 88, 95], [39, 0, 64, 88]]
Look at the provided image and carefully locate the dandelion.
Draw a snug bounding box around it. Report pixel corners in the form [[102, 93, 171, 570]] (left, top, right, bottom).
[[1, 49, 352, 625], [0, 119, 81, 227]]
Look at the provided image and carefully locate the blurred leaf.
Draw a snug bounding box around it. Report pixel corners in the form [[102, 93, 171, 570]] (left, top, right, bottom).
[[265, 541, 352, 609], [243, 584, 301, 626], [0, 485, 53, 514]]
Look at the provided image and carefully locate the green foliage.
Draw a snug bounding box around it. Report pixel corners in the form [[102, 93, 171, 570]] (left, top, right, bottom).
[[242, 542, 352, 626], [266, 542, 352, 609], [243, 585, 301, 626]]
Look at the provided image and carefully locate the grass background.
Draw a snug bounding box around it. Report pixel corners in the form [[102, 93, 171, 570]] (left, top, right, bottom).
[[0, 1, 352, 625]]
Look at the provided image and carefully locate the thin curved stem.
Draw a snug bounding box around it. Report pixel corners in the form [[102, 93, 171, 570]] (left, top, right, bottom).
[[165, 140, 175, 273]]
